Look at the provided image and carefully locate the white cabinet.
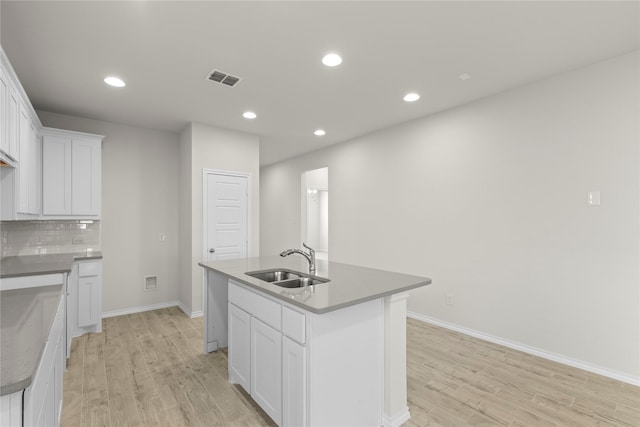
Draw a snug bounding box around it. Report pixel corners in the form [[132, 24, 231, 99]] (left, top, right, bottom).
[[251, 318, 282, 425], [1, 46, 42, 220], [282, 336, 306, 427], [0, 68, 8, 157], [0, 67, 19, 162], [25, 294, 65, 427], [17, 105, 41, 215], [227, 279, 384, 427], [42, 128, 103, 218], [229, 303, 251, 391], [6, 81, 19, 161], [2, 101, 41, 219], [1, 293, 66, 427], [1, 47, 103, 221], [77, 270, 100, 328], [41, 135, 71, 215], [67, 259, 102, 355]]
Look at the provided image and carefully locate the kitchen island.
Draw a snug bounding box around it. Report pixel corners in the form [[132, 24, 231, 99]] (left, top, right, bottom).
[[199, 256, 431, 427]]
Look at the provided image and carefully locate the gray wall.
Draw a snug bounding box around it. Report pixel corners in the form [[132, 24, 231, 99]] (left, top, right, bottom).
[[179, 122, 260, 315], [37, 111, 180, 314], [260, 52, 640, 380]]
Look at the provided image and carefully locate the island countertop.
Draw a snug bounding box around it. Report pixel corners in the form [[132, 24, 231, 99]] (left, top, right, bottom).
[[199, 256, 431, 314], [0, 285, 63, 395]]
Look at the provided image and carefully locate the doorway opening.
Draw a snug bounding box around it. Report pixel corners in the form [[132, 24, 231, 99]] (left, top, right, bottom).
[[302, 167, 328, 261]]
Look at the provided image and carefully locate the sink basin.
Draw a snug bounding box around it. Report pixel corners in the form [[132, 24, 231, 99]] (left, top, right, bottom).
[[271, 276, 329, 288], [245, 269, 330, 288], [247, 270, 300, 283]]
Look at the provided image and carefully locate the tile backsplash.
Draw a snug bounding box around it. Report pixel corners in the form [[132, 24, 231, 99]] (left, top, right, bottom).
[[0, 220, 101, 257]]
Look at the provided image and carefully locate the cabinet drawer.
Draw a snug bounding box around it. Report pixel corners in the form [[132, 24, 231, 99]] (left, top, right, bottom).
[[229, 281, 281, 331], [78, 261, 100, 277], [282, 306, 306, 345]]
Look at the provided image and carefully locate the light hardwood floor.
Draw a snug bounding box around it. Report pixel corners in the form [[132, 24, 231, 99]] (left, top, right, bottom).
[[61, 307, 639, 427]]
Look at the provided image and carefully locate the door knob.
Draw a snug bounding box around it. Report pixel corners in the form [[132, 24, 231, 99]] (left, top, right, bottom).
[[209, 248, 216, 253]]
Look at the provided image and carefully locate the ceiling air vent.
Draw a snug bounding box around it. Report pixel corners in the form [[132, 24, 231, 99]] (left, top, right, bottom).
[[206, 69, 242, 87]]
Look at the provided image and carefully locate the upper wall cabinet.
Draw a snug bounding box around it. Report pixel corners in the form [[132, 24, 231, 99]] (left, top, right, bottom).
[[42, 128, 103, 218], [0, 67, 20, 162], [1, 46, 104, 221], [1, 46, 43, 220]]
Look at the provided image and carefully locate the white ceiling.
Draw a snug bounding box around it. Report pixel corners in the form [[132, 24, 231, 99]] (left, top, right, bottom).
[[1, 1, 638, 166]]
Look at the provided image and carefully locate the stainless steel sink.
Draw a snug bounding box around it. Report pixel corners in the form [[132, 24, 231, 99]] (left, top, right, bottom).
[[247, 270, 300, 283], [245, 268, 330, 288], [271, 276, 329, 288]]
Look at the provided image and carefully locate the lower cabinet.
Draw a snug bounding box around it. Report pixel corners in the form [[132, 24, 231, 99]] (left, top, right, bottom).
[[67, 259, 102, 356], [227, 280, 384, 427], [24, 295, 65, 427], [228, 303, 251, 391], [250, 318, 282, 425], [1, 293, 65, 427], [282, 336, 306, 427]]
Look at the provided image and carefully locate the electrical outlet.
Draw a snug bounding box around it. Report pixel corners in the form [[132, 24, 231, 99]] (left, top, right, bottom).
[[159, 233, 166, 241], [446, 294, 454, 306]]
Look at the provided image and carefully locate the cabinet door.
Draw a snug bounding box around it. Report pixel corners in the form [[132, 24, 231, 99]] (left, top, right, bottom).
[[6, 83, 19, 160], [0, 69, 7, 155], [29, 127, 41, 214], [54, 331, 64, 424], [78, 275, 100, 327], [17, 106, 30, 213], [42, 136, 72, 215], [16, 107, 39, 215], [251, 317, 282, 425], [282, 336, 306, 427], [34, 361, 56, 427], [71, 139, 101, 216], [228, 303, 251, 393]]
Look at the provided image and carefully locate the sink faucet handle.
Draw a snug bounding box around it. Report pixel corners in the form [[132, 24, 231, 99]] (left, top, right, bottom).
[[302, 243, 316, 274], [302, 242, 315, 256]]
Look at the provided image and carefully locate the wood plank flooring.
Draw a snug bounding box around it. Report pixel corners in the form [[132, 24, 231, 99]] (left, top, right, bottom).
[[60, 307, 639, 427]]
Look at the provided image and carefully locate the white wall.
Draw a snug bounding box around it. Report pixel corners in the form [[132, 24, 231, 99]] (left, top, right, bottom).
[[38, 111, 180, 313], [303, 167, 329, 252], [260, 52, 640, 380], [179, 122, 260, 314]]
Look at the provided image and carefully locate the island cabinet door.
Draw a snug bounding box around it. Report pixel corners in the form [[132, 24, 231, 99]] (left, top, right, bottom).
[[251, 317, 282, 425], [228, 303, 251, 392], [282, 336, 306, 427]]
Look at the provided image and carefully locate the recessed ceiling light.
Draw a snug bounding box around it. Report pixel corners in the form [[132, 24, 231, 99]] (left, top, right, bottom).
[[322, 53, 342, 67], [314, 129, 326, 136], [403, 93, 420, 102], [458, 73, 472, 81], [104, 76, 125, 87], [242, 111, 257, 119]]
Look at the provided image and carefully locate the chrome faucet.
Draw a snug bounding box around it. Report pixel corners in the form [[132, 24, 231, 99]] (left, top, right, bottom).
[[280, 243, 316, 275]]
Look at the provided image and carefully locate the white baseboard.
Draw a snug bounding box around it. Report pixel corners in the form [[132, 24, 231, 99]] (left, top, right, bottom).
[[177, 300, 204, 319], [102, 301, 179, 318], [408, 312, 640, 387], [382, 407, 410, 427]]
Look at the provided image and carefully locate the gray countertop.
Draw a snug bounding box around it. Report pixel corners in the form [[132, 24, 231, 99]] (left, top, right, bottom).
[[0, 251, 103, 278], [0, 284, 63, 395], [199, 256, 431, 314]]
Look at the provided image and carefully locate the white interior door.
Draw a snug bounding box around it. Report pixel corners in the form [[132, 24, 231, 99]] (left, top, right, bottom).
[[205, 171, 249, 261]]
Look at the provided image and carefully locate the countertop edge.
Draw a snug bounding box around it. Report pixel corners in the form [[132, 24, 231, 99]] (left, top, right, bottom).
[[199, 261, 432, 314], [1, 268, 71, 279], [0, 377, 31, 396], [0, 253, 103, 279]]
